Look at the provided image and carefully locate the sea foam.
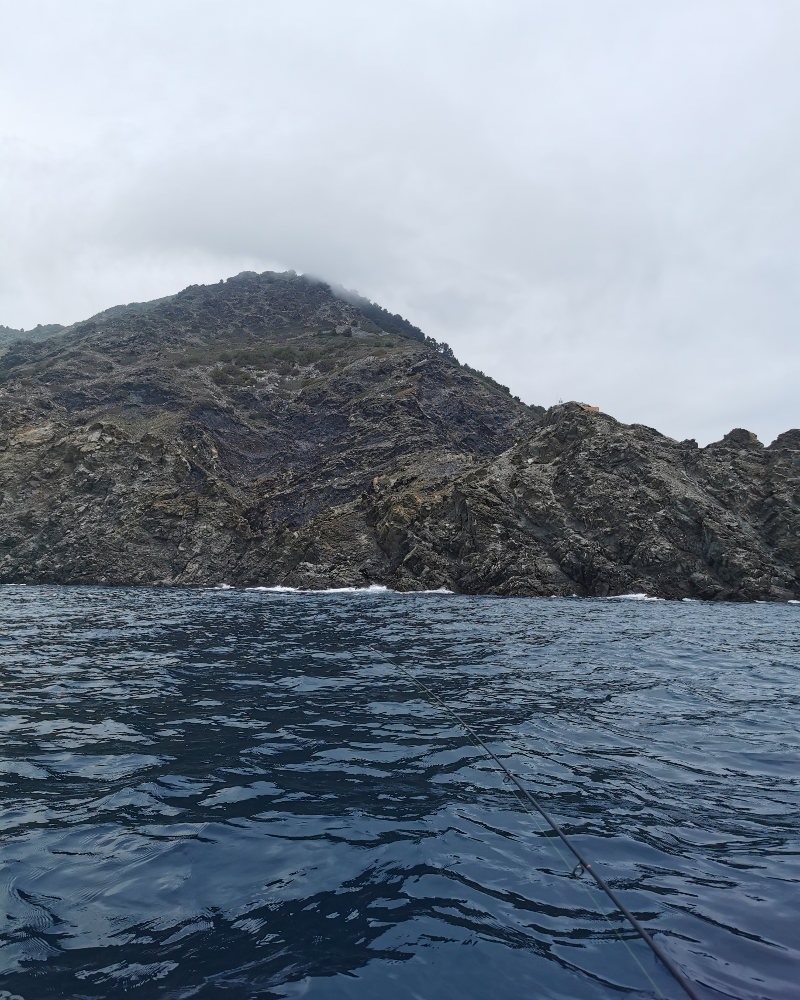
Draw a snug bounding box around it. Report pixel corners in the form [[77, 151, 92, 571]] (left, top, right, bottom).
[[244, 584, 453, 596], [605, 592, 664, 601]]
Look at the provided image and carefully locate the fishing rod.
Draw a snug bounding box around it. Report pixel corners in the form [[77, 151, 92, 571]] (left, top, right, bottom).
[[371, 646, 703, 1000]]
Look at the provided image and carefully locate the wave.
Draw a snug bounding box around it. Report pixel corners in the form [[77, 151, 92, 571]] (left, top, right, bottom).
[[605, 592, 664, 601], [243, 584, 454, 596], [207, 585, 796, 603], [248, 584, 390, 595]]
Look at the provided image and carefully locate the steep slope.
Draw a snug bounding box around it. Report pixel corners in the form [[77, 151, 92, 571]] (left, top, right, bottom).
[[354, 405, 800, 600], [0, 271, 541, 586], [0, 272, 797, 599]]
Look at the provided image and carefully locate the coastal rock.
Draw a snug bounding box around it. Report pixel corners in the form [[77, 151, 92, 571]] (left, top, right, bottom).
[[0, 272, 797, 601]]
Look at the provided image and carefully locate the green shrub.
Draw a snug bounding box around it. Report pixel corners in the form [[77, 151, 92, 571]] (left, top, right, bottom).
[[212, 364, 256, 387]]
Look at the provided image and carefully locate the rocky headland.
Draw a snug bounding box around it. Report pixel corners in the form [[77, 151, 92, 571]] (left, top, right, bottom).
[[1, 271, 797, 600]]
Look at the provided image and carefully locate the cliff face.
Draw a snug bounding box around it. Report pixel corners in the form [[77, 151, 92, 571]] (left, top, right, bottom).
[[357, 407, 800, 600], [0, 272, 797, 600]]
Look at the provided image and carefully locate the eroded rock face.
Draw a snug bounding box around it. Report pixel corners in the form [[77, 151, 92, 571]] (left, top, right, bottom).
[[0, 273, 797, 600], [353, 404, 800, 601]]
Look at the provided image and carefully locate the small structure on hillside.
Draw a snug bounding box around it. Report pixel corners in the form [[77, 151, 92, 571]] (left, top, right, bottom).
[[581, 404, 600, 412]]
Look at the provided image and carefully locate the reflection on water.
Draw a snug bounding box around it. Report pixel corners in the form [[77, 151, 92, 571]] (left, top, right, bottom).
[[0, 586, 798, 999]]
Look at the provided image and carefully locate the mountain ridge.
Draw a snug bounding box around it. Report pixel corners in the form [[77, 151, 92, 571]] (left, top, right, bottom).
[[1, 271, 797, 600]]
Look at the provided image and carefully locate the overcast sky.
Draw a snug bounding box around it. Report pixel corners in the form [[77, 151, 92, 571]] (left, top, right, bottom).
[[2, 1, 798, 444]]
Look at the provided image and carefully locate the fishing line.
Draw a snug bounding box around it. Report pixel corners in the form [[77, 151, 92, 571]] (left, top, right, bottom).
[[370, 646, 703, 1000]]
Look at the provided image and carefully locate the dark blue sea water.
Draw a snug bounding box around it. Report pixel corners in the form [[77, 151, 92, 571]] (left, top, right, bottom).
[[0, 586, 798, 1000]]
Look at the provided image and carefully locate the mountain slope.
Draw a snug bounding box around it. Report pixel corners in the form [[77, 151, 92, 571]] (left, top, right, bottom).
[[0, 272, 540, 586], [0, 272, 797, 599], [0, 323, 65, 352], [356, 405, 800, 599]]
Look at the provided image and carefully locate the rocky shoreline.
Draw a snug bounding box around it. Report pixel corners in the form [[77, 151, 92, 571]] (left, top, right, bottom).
[[1, 272, 797, 601]]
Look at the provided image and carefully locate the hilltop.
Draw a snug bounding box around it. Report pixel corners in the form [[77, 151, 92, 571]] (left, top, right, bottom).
[[0, 271, 797, 600], [0, 322, 65, 352]]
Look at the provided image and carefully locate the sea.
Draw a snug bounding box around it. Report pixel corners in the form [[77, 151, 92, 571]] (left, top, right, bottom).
[[0, 585, 798, 1000]]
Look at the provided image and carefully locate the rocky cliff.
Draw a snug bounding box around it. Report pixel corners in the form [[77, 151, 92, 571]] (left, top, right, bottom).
[[1, 271, 797, 600]]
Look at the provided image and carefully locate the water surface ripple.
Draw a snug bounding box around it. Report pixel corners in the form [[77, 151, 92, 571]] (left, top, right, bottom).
[[0, 586, 797, 999]]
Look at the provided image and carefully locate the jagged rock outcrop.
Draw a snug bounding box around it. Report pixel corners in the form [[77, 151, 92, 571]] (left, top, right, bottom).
[[0, 272, 797, 600], [353, 405, 800, 600]]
